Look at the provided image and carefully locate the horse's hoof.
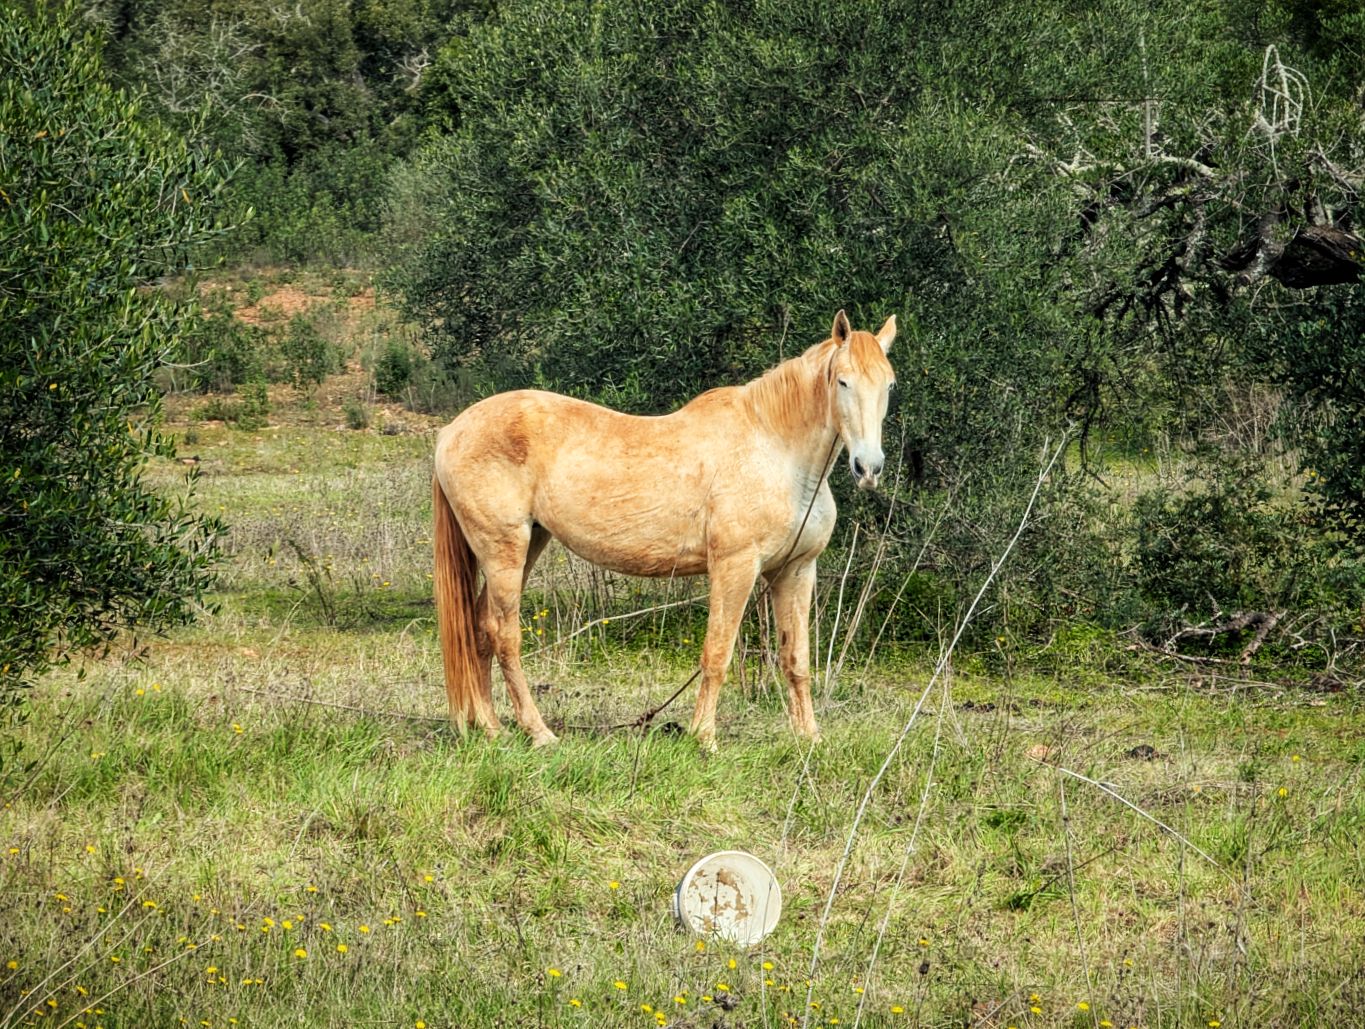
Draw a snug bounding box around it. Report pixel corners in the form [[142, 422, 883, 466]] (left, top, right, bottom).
[[531, 730, 559, 748]]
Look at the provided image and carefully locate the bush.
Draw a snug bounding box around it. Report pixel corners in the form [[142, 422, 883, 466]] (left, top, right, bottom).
[[374, 339, 417, 397], [343, 396, 370, 430], [277, 314, 341, 392], [191, 381, 270, 429], [0, 5, 229, 727], [177, 297, 267, 392]]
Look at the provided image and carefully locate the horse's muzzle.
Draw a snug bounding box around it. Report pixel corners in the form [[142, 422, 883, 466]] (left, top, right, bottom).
[[851, 453, 883, 491]]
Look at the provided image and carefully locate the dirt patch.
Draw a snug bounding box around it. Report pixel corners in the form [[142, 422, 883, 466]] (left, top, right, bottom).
[[237, 285, 324, 326]]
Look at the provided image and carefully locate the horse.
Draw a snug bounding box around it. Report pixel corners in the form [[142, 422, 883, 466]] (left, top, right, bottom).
[[432, 310, 897, 749]]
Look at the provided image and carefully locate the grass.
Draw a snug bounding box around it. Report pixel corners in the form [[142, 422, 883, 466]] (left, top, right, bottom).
[[3, 280, 1364, 1027]]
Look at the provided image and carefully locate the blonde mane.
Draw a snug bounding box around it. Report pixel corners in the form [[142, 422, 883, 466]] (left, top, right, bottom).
[[738, 332, 885, 438]]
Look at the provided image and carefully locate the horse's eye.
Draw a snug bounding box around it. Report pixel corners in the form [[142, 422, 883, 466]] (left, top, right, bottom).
[[837, 378, 850, 389]]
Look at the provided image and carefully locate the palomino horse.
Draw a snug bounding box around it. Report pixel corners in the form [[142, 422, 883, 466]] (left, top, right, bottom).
[[432, 310, 896, 748]]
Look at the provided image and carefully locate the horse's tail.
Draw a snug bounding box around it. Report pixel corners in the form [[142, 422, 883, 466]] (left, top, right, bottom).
[[432, 474, 491, 733]]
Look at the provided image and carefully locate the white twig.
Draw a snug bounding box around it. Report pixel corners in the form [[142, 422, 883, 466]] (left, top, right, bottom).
[[851, 674, 947, 1029], [1046, 763, 1239, 885], [800, 431, 1068, 1028]]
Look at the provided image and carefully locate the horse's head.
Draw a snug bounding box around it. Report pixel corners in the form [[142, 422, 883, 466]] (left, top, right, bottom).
[[828, 310, 897, 490]]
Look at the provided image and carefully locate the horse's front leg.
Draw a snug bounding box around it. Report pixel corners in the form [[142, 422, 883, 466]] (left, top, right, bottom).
[[690, 552, 761, 751], [766, 558, 820, 742]]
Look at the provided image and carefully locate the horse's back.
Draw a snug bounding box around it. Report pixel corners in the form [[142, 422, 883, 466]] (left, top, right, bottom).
[[436, 389, 728, 576]]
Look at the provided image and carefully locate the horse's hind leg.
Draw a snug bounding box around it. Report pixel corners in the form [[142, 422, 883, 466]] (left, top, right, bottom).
[[767, 558, 820, 741], [480, 525, 558, 747], [470, 584, 500, 736]]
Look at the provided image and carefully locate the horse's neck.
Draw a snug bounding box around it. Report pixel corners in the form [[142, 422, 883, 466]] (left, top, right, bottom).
[[740, 349, 840, 478]]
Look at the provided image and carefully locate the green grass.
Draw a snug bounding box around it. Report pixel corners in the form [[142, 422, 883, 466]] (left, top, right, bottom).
[[5, 317, 1365, 1027]]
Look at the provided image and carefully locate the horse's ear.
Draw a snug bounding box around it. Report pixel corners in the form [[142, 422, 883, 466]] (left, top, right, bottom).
[[875, 314, 896, 354], [832, 309, 852, 348]]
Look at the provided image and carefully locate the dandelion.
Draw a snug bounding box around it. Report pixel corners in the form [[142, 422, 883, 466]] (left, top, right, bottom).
[[1277, 787, 1288, 798], [281, 920, 293, 930], [305, 884, 318, 893], [716, 983, 730, 992], [359, 924, 371, 933], [762, 962, 774, 971], [917, 938, 929, 946], [1100, 1021, 1114, 1028], [614, 981, 627, 991], [1208, 1022, 1221, 1028], [609, 881, 620, 890], [1291, 754, 1301, 762], [336, 944, 348, 954], [142, 900, 158, 910], [891, 1006, 904, 1015], [6, 961, 16, 970], [694, 941, 705, 953], [1030, 1006, 1042, 1015], [415, 910, 427, 918], [728, 958, 737, 970], [674, 996, 686, 1005], [547, 968, 562, 978], [135, 688, 145, 697], [1077, 1002, 1090, 1011], [320, 923, 332, 932], [85, 845, 95, 854], [568, 998, 582, 1008], [294, 948, 307, 960], [641, 1004, 653, 1013], [416, 1022, 426, 1028], [423, 874, 434, 883]]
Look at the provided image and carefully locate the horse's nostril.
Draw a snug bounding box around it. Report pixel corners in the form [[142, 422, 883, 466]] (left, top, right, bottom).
[[853, 457, 866, 478], [871, 460, 884, 477]]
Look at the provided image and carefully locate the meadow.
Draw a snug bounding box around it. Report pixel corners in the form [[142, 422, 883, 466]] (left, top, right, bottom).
[[2, 276, 1363, 1028]]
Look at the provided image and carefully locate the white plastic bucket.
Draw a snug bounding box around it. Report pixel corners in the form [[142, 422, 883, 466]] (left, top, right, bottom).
[[672, 850, 782, 948]]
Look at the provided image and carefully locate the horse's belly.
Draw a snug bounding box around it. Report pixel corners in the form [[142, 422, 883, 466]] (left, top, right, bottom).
[[542, 510, 710, 578]]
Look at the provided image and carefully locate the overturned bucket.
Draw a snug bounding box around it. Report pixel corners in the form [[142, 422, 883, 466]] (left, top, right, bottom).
[[672, 850, 782, 948]]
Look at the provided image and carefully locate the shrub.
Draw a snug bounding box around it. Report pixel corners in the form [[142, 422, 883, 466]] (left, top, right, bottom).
[[0, 4, 228, 731], [374, 339, 417, 397], [343, 396, 371, 430], [277, 314, 341, 392], [177, 297, 267, 392]]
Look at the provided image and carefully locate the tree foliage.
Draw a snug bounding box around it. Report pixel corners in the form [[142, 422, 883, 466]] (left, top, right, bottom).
[[389, 0, 1365, 650], [0, 4, 229, 716]]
